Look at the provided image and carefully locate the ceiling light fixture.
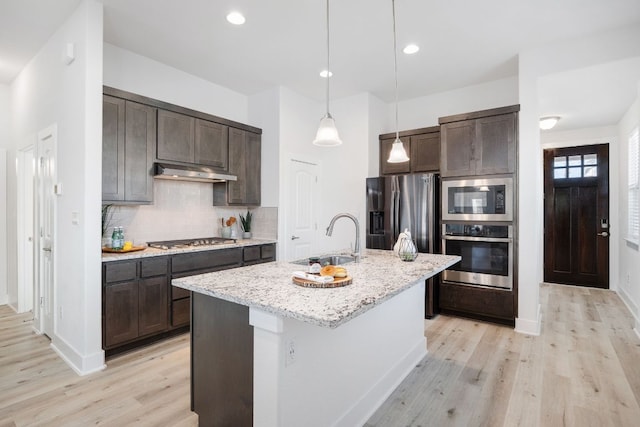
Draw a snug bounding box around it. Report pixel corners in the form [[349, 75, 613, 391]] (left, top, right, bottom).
[[319, 70, 333, 78], [226, 11, 246, 25], [403, 44, 419, 55], [539, 116, 560, 130], [387, 0, 410, 163], [313, 0, 342, 146]]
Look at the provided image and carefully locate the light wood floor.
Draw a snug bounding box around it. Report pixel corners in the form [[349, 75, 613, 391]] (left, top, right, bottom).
[[1, 283, 639, 426], [366, 284, 640, 427]]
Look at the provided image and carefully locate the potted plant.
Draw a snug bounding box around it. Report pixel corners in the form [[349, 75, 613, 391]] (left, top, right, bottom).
[[239, 210, 252, 239]]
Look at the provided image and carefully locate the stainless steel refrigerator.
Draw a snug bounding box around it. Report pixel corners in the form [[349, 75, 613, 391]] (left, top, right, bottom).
[[366, 173, 440, 317]]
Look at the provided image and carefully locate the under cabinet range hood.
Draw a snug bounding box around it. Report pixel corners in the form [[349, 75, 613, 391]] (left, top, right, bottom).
[[154, 163, 237, 183]]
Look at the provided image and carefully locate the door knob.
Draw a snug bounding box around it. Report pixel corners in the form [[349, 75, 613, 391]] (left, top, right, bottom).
[[597, 232, 609, 237], [291, 235, 300, 240]]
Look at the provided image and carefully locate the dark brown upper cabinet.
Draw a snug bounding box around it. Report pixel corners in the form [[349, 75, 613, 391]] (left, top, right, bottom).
[[157, 110, 230, 170], [214, 128, 261, 206], [195, 119, 229, 169], [102, 95, 156, 204], [439, 105, 519, 177], [379, 126, 440, 175], [157, 110, 195, 164]]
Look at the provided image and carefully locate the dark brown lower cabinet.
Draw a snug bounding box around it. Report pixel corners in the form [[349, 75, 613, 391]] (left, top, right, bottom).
[[103, 257, 170, 355], [103, 243, 276, 355], [191, 293, 253, 426], [439, 281, 515, 325], [138, 276, 168, 336], [104, 280, 139, 348]]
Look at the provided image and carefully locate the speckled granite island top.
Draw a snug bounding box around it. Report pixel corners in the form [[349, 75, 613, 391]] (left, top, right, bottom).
[[173, 250, 460, 328]]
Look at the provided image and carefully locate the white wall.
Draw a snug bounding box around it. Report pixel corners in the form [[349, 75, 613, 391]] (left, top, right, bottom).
[[0, 148, 6, 306], [617, 84, 640, 333], [392, 76, 519, 132], [516, 23, 640, 335], [367, 93, 388, 177], [8, 0, 104, 374], [0, 84, 9, 305], [275, 87, 378, 259], [104, 43, 249, 125]]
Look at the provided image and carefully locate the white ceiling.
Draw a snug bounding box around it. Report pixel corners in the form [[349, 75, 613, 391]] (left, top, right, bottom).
[[1, 0, 640, 131]]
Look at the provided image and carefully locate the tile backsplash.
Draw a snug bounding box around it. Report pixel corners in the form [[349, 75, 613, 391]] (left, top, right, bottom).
[[104, 180, 277, 244]]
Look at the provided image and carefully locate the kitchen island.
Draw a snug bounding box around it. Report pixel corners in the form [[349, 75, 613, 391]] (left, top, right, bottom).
[[173, 249, 459, 427]]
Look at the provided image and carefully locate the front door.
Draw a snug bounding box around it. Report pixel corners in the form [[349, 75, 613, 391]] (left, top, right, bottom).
[[543, 144, 609, 288], [286, 157, 319, 261]]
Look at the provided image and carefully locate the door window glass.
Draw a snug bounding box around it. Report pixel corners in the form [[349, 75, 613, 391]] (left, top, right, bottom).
[[553, 154, 598, 179]]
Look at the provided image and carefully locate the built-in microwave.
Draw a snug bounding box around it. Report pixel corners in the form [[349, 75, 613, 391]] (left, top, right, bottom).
[[442, 177, 513, 222]]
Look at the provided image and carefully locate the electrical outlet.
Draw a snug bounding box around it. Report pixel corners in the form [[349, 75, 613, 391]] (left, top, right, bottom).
[[285, 338, 296, 366], [59, 305, 63, 319]]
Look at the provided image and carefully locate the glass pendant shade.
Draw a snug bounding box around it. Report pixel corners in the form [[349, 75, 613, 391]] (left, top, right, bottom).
[[387, 138, 410, 163], [313, 113, 342, 146]]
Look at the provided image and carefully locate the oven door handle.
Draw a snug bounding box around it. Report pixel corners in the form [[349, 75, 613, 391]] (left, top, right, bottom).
[[442, 235, 513, 243]]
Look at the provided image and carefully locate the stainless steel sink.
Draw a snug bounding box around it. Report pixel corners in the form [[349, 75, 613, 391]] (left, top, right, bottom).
[[291, 254, 356, 266]]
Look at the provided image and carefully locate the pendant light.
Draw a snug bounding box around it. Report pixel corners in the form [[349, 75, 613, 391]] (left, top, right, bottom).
[[387, 0, 410, 163], [313, 0, 342, 146]]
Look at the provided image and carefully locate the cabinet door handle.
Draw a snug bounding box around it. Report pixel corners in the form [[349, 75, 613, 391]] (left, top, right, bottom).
[[597, 232, 609, 237], [291, 235, 300, 240]]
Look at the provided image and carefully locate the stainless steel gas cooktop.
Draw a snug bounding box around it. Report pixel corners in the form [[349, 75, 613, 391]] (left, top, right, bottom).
[[147, 237, 237, 250]]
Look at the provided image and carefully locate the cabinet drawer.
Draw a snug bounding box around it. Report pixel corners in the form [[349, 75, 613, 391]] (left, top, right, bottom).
[[141, 256, 168, 278], [439, 282, 514, 321], [243, 246, 260, 262], [172, 285, 191, 300], [104, 261, 137, 283], [172, 298, 190, 327], [261, 244, 275, 260], [172, 248, 242, 276]]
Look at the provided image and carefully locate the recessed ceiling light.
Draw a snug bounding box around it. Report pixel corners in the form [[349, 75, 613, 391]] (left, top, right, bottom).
[[539, 116, 561, 130], [403, 44, 420, 54], [320, 70, 333, 78], [226, 11, 246, 25]]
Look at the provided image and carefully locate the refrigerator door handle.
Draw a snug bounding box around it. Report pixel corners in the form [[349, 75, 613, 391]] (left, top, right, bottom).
[[393, 188, 401, 239]]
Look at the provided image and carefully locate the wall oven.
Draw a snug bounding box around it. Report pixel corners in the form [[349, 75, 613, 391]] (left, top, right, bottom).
[[442, 177, 513, 222], [441, 224, 513, 290]]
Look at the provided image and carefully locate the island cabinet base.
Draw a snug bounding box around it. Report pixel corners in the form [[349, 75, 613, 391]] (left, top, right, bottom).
[[188, 283, 428, 427], [191, 293, 253, 426]]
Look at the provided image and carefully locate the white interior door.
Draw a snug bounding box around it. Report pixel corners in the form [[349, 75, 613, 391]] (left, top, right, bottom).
[[18, 147, 35, 313], [37, 126, 56, 338], [286, 158, 319, 261]]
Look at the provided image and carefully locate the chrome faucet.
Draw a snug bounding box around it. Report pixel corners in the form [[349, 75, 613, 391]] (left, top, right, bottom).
[[326, 213, 361, 262]]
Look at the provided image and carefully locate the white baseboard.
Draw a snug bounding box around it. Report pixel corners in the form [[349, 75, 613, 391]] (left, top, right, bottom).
[[618, 287, 640, 340], [51, 334, 105, 376], [336, 338, 427, 427], [515, 303, 542, 336]]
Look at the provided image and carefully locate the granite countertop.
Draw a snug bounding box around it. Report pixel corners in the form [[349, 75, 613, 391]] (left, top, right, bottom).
[[173, 249, 460, 329], [101, 238, 277, 262]]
